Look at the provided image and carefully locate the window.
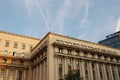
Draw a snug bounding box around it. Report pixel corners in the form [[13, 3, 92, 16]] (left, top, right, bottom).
[[67, 49, 71, 54], [4, 50, 8, 55], [22, 44, 25, 49], [30, 46, 33, 51], [14, 43, 18, 48], [21, 53, 24, 57], [20, 60, 24, 65], [5, 41, 9, 47], [76, 51, 79, 56], [12, 60, 16, 64], [13, 52, 16, 56], [2, 59, 7, 63], [59, 48, 62, 53]]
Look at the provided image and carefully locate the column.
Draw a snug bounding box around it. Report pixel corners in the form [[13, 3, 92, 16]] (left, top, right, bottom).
[[43, 61, 46, 80], [62, 57, 65, 79], [80, 60, 86, 80], [64, 58, 68, 75], [5, 67, 9, 80], [95, 63, 100, 80], [114, 66, 120, 80], [39, 63, 41, 80], [36, 66, 38, 80], [108, 65, 114, 80], [37, 64, 40, 80], [15, 69, 18, 80], [73, 59, 76, 70], [102, 64, 107, 80], [88, 61, 93, 80], [54, 57, 58, 80], [23, 69, 26, 80], [28, 66, 32, 80]]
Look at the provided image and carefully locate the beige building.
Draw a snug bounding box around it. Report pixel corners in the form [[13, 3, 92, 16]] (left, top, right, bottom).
[[0, 31, 120, 80], [0, 31, 40, 80]]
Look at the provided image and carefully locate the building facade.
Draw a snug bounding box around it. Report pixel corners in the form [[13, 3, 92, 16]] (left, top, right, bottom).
[[0, 31, 40, 80], [30, 32, 120, 80], [99, 31, 120, 48], [0, 31, 120, 80]]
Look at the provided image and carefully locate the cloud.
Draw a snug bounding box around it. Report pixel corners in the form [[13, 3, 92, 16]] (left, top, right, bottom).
[[53, 0, 72, 34], [80, 0, 89, 27]]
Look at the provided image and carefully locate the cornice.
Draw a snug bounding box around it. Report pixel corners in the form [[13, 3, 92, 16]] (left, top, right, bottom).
[[0, 30, 40, 40]]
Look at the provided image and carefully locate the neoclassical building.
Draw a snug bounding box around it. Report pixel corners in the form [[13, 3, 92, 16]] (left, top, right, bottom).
[[0, 31, 120, 80]]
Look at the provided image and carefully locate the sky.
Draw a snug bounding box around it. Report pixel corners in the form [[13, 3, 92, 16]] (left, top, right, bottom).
[[0, 0, 120, 43]]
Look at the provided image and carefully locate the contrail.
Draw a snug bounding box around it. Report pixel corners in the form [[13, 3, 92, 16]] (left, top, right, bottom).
[[34, 0, 50, 31]]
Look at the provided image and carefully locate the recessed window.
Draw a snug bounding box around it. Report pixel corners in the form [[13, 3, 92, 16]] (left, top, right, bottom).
[[76, 51, 79, 56], [4, 50, 8, 56], [5, 41, 9, 47], [59, 48, 62, 53], [14, 43, 18, 48], [30, 46, 33, 51], [13, 52, 16, 56], [21, 53, 24, 57], [20, 60, 24, 65], [67, 49, 71, 54], [22, 44, 25, 49], [12, 60, 16, 64], [2, 59, 7, 64]]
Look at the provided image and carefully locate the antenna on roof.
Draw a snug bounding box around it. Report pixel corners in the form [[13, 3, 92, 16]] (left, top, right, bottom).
[[115, 17, 120, 32]]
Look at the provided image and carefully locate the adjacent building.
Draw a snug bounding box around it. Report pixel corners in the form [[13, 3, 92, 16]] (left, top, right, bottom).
[[99, 31, 120, 48], [0, 31, 120, 80], [0, 31, 40, 80]]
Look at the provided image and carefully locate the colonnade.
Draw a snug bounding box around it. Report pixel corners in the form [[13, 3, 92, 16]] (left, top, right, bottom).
[[54, 56, 120, 80]]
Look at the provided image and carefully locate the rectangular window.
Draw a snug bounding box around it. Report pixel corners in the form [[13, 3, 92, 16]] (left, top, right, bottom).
[[76, 51, 79, 56], [13, 52, 16, 56], [59, 48, 62, 53], [4, 50, 8, 56], [22, 44, 25, 49], [20, 60, 24, 65], [5, 41, 9, 47], [12, 60, 16, 64], [30, 46, 33, 51], [67, 49, 71, 55], [14, 43, 18, 48], [21, 53, 24, 57], [2, 59, 7, 64]]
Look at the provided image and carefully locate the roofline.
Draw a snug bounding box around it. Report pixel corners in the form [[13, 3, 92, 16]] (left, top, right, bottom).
[[32, 32, 120, 53], [0, 30, 40, 40], [50, 32, 120, 50]]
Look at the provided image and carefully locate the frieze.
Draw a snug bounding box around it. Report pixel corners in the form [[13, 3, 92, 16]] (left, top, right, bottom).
[[55, 39, 117, 55]]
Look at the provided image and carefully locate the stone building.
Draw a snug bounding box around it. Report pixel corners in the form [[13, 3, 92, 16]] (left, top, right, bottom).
[[0, 31, 40, 80], [0, 31, 120, 80]]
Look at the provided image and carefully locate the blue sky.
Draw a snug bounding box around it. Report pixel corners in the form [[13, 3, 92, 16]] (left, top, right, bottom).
[[0, 0, 120, 42]]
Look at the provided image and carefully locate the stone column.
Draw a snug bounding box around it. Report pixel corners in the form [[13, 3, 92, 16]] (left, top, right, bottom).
[[39, 64, 41, 80], [64, 58, 68, 75], [36, 65, 38, 80], [23, 69, 26, 80], [88, 61, 93, 80], [5, 67, 9, 80], [80, 60, 86, 80], [54, 57, 58, 80], [95, 63, 100, 80], [114, 66, 120, 80], [108, 65, 113, 80], [15, 69, 18, 80], [62, 57, 65, 79], [102, 64, 107, 80]]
